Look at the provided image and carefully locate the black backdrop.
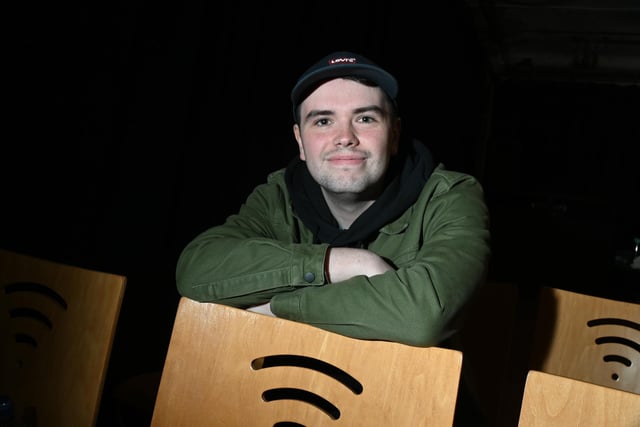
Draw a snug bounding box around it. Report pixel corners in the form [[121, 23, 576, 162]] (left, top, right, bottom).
[[4, 1, 490, 419]]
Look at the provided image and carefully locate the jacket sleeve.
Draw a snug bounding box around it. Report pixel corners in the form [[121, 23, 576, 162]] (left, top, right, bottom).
[[270, 170, 491, 347], [175, 174, 331, 307]]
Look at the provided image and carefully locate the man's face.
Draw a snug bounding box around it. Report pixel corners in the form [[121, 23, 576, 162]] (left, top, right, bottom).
[[293, 78, 400, 199]]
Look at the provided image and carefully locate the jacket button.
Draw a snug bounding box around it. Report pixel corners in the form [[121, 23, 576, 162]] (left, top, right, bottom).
[[303, 272, 315, 283]]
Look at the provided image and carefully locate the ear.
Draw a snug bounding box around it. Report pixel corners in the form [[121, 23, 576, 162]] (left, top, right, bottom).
[[293, 124, 306, 161]]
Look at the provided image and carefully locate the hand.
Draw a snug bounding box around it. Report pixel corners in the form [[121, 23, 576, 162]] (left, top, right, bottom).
[[326, 247, 394, 283], [247, 302, 275, 317]]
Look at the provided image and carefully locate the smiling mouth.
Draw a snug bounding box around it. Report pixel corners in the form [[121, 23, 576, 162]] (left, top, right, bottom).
[[326, 151, 367, 161], [330, 155, 364, 161], [328, 156, 365, 166]]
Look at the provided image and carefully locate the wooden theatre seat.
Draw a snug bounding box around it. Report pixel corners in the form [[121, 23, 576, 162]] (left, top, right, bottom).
[[0, 249, 127, 427], [518, 370, 640, 426], [151, 297, 464, 427], [529, 286, 639, 394]]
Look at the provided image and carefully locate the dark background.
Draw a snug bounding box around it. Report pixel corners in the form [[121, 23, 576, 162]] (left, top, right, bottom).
[[3, 1, 638, 425]]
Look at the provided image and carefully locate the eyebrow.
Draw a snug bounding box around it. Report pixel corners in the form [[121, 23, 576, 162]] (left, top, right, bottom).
[[353, 105, 386, 116]]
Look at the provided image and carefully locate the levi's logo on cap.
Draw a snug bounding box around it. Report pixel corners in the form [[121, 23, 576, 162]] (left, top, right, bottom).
[[328, 56, 357, 65]]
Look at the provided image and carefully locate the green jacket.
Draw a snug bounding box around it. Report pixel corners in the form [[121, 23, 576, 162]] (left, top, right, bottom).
[[176, 163, 490, 347]]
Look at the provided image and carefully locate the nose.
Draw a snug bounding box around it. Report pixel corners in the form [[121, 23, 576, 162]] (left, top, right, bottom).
[[334, 122, 358, 147]]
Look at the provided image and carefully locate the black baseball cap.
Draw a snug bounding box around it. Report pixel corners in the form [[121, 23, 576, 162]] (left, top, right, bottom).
[[290, 51, 398, 118]]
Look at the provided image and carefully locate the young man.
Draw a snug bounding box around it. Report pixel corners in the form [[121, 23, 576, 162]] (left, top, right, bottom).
[[176, 51, 490, 347]]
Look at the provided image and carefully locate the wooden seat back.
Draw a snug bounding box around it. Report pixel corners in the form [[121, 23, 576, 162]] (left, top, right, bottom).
[[151, 297, 464, 427], [0, 249, 127, 427], [530, 287, 639, 394], [518, 370, 640, 426]]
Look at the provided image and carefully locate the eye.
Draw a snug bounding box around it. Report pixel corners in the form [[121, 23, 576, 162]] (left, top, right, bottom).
[[357, 115, 377, 124], [314, 117, 331, 127]]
